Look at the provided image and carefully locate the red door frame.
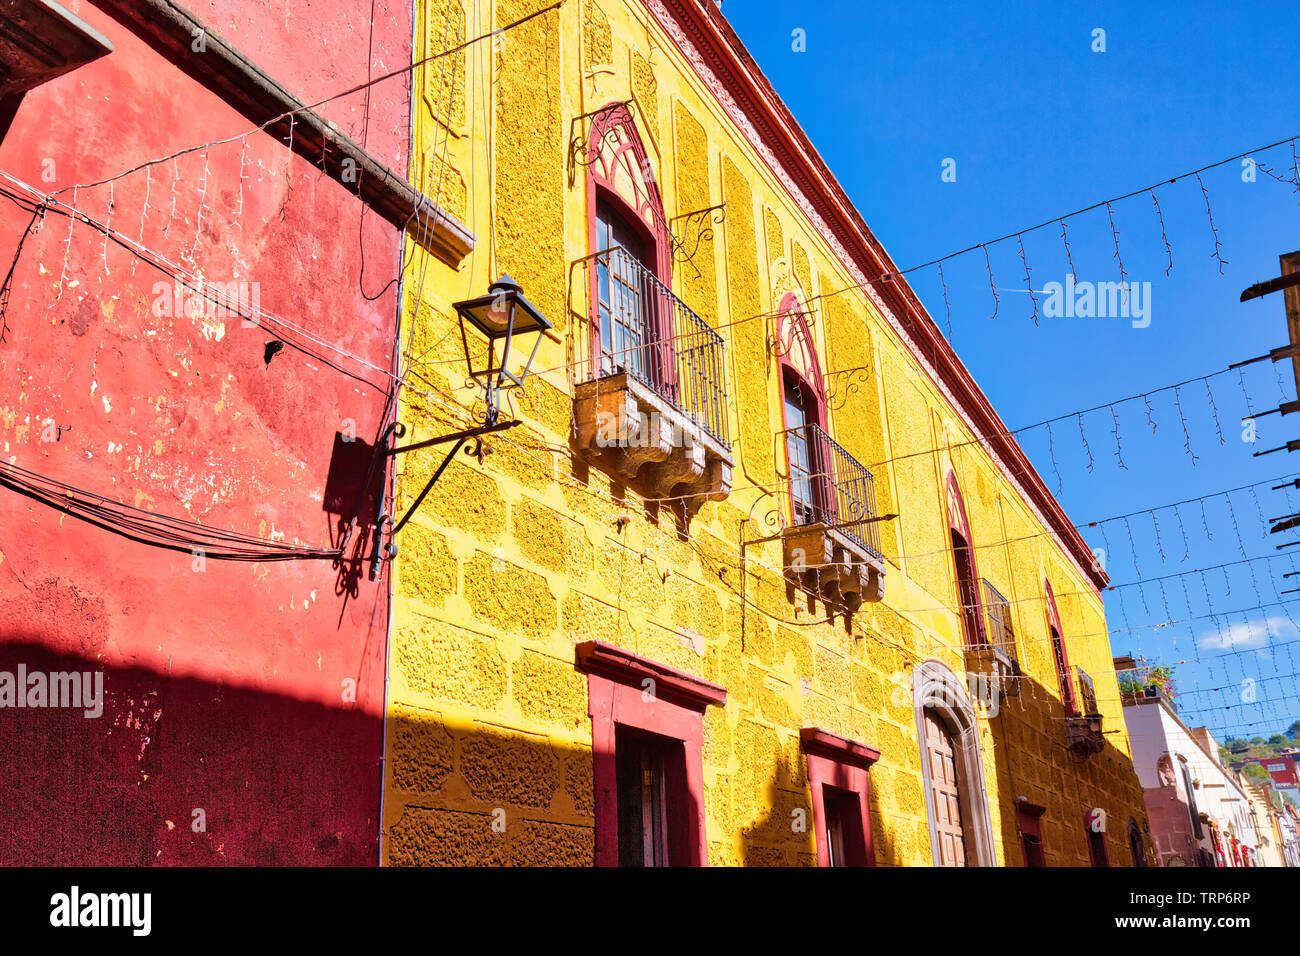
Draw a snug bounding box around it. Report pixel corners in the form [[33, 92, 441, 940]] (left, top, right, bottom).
[[1084, 807, 1110, 866], [1015, 799, 1047, 867], [577, 641, 725, 867]]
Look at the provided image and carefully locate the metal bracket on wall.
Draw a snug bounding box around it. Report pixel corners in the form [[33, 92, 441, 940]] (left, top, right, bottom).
[[385, 418, 520, 539], [669, 203, 725, 278], [567, 98, 635, 185]]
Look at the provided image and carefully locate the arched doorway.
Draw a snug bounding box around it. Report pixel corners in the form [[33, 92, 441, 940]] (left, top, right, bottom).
[[924, 707, 968, 866], [912, 659, 996, 866]]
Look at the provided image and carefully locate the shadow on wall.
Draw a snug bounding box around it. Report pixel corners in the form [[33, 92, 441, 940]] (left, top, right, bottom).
[[983, 668, 1153, 868], [383, 710, 596, 867], [0, 638, 1147, 866], [736, 747, 906, 867], [0, 640, 382, 866]]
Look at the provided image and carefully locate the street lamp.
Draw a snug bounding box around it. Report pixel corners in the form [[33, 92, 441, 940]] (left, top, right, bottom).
[[453, 274, 552, 424], [374, 275, 555, 559]]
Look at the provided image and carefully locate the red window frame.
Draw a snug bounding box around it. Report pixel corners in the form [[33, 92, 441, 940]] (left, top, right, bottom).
[[776, 297, 835, 530], [577, 641, 725, 867], [780, 367, 835, 528], [1015, 798, 1047, 867], [944, 471, 987, 647], [800, 728, 879, 867], [1044, 579, 1077, 715], [584, 103, 673, 390]]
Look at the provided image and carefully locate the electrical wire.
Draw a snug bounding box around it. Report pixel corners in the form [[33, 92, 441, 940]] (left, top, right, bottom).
[[0, 458, 343, 562], [51, 2, 567, 198]]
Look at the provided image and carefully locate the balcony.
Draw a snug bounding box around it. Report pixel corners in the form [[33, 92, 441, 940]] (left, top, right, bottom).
[[964, 580, 1021, 697], [1067, 666, 1104, 756], [570, 248, 732, 514], [778, 422, 886, 613], [1117, 666, 1176, 711]]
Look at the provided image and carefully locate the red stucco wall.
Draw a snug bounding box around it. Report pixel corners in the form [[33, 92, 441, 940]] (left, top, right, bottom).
[[0, 0, 411, 864]]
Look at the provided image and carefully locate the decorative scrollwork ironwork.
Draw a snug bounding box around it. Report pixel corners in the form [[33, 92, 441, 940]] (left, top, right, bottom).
[[669, 203, 726, 278], [768, 305, 818, 364], [826, 364, 873, 412], [567, 99, 635, 185], [741, 483, 789, 549]]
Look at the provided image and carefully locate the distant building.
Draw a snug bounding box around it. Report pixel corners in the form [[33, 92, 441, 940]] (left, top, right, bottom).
[[1238, 752, 1300, 807], [1120, 669, 1266, 866], [1241, 779, 1285, 867]]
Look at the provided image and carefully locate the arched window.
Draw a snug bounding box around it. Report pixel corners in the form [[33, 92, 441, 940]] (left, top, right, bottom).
[[1043, 580, 1076, 714], [776, 296, 832, 529], [944, 472, 986, 648], [585, 104, 672, 390], [912, 660, 996, 866]]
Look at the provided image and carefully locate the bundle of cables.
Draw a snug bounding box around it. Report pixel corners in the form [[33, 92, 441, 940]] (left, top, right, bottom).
[[0, 458, 343, 562]]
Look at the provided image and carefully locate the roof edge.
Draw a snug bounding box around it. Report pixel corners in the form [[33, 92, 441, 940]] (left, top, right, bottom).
[[651, 0, 1107, 592]]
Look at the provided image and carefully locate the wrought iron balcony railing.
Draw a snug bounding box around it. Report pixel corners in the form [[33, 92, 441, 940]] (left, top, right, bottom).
[[779, 421, 883, 561], [1066, 665, 1105, 756], [572, 248, 729, 450], [980, 579, 1019, 669], [1076, 666, 1100, 717]]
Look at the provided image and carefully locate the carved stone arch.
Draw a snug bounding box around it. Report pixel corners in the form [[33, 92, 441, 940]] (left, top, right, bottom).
[[911, 659, 997, 866], [586, 102, 670, 279]]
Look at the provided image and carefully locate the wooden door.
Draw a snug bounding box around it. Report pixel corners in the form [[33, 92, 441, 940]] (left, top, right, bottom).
[[925, 709, 968, 867]]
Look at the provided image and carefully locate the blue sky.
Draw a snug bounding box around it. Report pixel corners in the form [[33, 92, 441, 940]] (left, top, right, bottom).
[[724, 0, 1300, 743]]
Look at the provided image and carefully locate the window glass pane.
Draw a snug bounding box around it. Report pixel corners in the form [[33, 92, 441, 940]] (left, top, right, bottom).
[[784, 379, 817, 524]]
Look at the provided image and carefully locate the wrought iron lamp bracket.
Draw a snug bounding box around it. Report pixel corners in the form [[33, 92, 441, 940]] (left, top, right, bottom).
[[669, 203, 726, 278], [372, 419, 521, 574]]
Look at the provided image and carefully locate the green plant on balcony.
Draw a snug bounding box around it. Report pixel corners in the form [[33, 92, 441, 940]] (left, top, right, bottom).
[[1118, 664, 1176, 700]]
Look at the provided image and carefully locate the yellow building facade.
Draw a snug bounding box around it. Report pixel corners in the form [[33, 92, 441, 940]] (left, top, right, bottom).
[[382, 0, 1152, 866]]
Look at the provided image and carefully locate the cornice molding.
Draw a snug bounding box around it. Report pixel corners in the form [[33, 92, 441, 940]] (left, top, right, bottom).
[[799, 727, 881, 771], [89, 0, 474, 267], [575, 640, 727, 710]]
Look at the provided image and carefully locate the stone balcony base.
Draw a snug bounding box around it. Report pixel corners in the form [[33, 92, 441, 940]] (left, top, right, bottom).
[[781, 523, 885, 613], [574, 372, 732, 515], [1066, 714, 1104, 756], [964, 643, 1020, 698]]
